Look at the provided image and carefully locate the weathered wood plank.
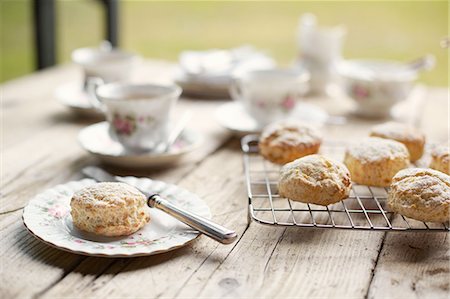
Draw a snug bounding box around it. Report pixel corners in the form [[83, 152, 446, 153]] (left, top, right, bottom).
[[367, 231, 449, 299], [365, 87, 450, 299], [38, 140, 249, 299], [175, 224, 385, 298], [0, 132, 232, 299], [0, 210, 86, 299], [0, 123, 230, 299], [1, 60, 232, 298], [2, 59, 448, 299]]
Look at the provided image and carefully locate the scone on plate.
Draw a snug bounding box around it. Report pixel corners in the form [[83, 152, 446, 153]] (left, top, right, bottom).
[[370, 121, 425, 162], [344, 137, 410, 187], [71, 182, 150, 237], [278, 154, 352, 206], [259, 120, 322, 165], [430, 144, 449, 175], [388, 168, 450, 223]]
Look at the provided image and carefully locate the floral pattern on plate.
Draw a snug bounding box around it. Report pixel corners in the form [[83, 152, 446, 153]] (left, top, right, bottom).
[[23, 178, 211, 257]]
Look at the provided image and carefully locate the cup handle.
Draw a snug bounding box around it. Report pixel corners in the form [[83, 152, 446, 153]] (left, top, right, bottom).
[[229, 78, 244, 101], [86, 77, 106, 112]]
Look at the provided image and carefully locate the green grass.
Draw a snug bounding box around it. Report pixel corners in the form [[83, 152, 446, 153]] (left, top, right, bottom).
[[1, 1, 448, 85]]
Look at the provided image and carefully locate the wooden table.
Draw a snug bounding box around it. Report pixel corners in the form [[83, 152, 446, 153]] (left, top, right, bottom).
[[2, 60, 449, 299]]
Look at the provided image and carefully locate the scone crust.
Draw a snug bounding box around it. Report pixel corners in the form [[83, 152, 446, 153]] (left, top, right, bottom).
[[259, 120, 322, 164], [430, 144, 450, 175], [344, 137, 410, 187], [370, 122, 425, 162], [388, 168, 450, 223], [278, 154, 352, 206], [71, 182, 150, 237]]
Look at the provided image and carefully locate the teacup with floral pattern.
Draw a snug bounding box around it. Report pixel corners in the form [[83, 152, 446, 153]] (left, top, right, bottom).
[[230, 68, 310, 127], [337, 59, 420, 118], [90, 83, 181, 152]]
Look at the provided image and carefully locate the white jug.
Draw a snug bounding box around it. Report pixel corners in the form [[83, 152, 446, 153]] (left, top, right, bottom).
[[297, 13, 346, 95]]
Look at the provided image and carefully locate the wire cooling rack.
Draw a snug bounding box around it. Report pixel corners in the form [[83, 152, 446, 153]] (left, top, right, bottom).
[[241, 135, 449, 232]]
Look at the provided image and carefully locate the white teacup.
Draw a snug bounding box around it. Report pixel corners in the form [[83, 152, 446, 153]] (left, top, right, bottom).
[[89, 83, 181, 152], [72, 43, 139, 89], [337, 59, 418, 118], [230, 68, 310, 126]]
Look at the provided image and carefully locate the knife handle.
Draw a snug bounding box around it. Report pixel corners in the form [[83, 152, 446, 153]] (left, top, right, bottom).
[[147, 194, 238, 245]]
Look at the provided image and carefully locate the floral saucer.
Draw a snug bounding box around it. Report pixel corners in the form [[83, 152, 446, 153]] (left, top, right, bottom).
[[78, 122, 203, 168], [22, 178, 211, 257], [215, 102, 329, 135], [55, 82, 102, 117]]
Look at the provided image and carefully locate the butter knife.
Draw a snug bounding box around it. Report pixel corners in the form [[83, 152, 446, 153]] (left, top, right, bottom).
[[82, 166, 238, 245]]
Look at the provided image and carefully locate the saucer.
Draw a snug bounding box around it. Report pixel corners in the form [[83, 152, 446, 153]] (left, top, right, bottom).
[[174, 70, 230, 98], [23, 178, 211, 257], [78, 122, 203, 168], [55, 82, 102, 117], [215, 102, 329, 135], [175, 46, 275, 98]]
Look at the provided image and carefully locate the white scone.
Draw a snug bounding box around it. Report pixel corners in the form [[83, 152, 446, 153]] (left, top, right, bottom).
[[344, 137, 410, 187], [71, 182, 150, 237], [430, 144, 450, 175], [370, 121, 425, 162], [278, 154, 352, 206], [259, 120, 322, 165], [388, 168, 450, 223]]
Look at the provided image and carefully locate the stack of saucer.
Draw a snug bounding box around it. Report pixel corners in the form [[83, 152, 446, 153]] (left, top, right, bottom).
[[174, 46, 275, 98]]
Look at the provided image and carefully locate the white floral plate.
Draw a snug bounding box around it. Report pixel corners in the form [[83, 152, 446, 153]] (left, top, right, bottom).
[[215, 102, 329, 136], [22, 178, 211, 257], [78, 122, 203, 168], [55, 82, 102, 117]]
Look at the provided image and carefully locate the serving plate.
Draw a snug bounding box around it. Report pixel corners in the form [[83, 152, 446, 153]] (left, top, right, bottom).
[[23, 178, 211, 257]]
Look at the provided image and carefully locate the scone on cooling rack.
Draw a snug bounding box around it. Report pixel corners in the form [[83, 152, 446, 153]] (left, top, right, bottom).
[[259, 120, 322, 165], [278, 154, 352, 206], [71, 182, 150, 237], [430, 144, 450, 175], [344, 137, 410, 187], [370, 121, 425, 162], [388, 168, 450, 223]]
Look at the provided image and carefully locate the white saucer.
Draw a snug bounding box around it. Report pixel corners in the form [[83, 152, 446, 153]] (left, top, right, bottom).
[[215, 102, 329, 135], [174, 69, 230, 99], [55, 82, 102, 117], [78, 122, 203, 168], [23, 178, 211, 257]]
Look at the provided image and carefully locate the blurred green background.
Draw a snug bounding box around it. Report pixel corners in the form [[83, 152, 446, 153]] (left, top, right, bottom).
[[1, 0, 448, 85]]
